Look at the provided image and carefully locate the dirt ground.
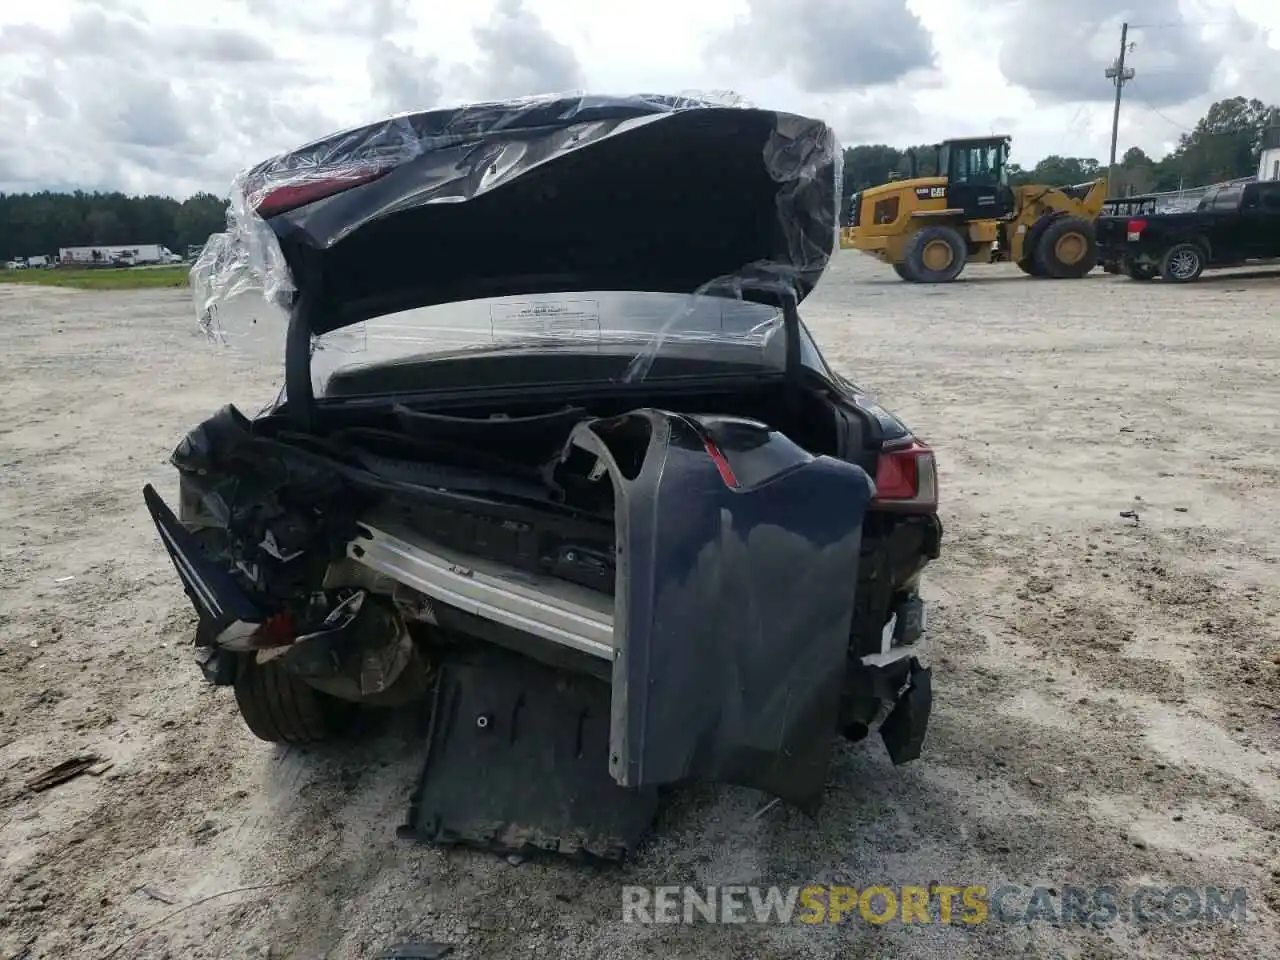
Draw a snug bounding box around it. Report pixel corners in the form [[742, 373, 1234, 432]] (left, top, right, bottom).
[[2, 256, 1279, 960]]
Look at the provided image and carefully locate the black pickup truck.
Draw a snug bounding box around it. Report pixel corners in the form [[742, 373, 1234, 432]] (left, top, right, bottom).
[[1097, 179, 1280, 282], [1097, 194, 1163, 273]]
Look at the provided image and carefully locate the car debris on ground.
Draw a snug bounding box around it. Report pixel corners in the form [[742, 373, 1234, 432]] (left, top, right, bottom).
[[24, 754, 104, 793]]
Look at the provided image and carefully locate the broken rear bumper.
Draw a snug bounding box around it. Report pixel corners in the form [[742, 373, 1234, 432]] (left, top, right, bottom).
[[144, 405, 885, 816], [878, 657, 932, 765]]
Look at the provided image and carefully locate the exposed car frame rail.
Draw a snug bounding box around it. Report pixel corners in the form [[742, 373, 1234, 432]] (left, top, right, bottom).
[[348, 521, 615, 661]]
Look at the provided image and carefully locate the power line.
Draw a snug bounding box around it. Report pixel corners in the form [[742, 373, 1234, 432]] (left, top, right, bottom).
[[1127, 83, 1196, 132], [1057, 104, 1085, 155], [1128, 18, 1246, 30], [1128, 83, 1276, 146]]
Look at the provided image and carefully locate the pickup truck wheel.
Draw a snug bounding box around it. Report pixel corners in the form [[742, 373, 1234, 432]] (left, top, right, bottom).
[[234, 655, 358, 744], [902, 226, 966, 283], [1160, 243, 1205, 283], [1033, 216, 1098, 279]]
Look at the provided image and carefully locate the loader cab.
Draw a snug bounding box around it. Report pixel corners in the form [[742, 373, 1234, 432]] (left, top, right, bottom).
[[939, 136, 1016, 222]]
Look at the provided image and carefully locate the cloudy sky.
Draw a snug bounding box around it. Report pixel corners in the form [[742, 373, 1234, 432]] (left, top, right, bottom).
[[1, 0, 1277, 198]]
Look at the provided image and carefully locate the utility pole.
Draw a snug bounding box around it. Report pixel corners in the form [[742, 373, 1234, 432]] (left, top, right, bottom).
[[1105, 22, 1135, 197]]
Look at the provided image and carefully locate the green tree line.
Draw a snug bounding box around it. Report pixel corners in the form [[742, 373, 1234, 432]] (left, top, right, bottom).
[[842, 96, 1278, 201], [0, 191, 228, 261]]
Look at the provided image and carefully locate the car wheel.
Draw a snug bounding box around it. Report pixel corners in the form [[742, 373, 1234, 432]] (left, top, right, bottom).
[[234, 655, 358, 744], [901, 226, 967, 283], [1160, 242, 1205, 283], [1032, 216, 1098, 279]]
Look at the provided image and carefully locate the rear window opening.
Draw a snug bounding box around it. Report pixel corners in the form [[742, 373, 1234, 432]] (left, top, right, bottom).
[[311, 290, 788, 398]]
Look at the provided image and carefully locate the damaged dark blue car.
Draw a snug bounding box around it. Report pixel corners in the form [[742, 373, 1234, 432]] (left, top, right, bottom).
[[144, 93, 941, 860]]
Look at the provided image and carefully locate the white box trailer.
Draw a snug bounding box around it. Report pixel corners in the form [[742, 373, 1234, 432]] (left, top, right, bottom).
[[59, 244, 183, 266]]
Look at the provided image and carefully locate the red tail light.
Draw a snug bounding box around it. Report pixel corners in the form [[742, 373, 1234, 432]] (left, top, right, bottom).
[[1126, 217, 1147, 241], [255, 169, 393, 218], [702, 436, 739, 488], [872, 439, 937, 512]]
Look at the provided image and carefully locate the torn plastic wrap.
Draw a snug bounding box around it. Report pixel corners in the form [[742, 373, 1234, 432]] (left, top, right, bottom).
[[191, 229, 290, 357], [190, 91, 841, 386]]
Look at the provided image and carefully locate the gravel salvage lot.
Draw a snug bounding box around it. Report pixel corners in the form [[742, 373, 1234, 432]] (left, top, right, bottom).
[[2, 256, 1279, 959]]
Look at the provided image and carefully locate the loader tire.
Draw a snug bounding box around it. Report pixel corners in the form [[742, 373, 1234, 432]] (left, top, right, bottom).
[[901, 226, 966, 283], [234, 655, 357, 745], [1033, 216, 1097, 279], [1016, 215, 1057, 277], [892, 262, 917, 282]]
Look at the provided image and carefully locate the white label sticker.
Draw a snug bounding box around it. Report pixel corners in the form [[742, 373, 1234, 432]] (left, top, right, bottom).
[[490, 299, 602, 338]]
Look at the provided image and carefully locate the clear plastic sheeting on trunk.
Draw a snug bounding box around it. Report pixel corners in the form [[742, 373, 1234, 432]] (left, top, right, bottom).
[[307, 291, 788, 400], [191, 232, 289, 357], [190, 91, 841, 383]]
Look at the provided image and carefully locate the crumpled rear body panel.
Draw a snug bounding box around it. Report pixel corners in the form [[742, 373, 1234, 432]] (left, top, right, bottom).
[[569, 410, 872, 811], [150, 403, 872, 813]]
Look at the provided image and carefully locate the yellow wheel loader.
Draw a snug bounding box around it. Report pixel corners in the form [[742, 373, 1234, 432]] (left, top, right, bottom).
[[840, 136, 1108, 282]]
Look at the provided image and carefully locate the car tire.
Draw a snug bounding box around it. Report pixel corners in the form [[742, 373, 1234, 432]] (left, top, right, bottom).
[[892, 262, 916, 282], [234, 655, 358, 744], [901, 226, 967, 283], [1032, 216, 1098, 279], [1160, 242, 1205, 283]]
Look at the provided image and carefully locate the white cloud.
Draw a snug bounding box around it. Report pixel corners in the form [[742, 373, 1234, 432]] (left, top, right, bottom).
[[0, 0, 1276, 196], [451, 0, 585, 101], [715, 0, 936, 93]]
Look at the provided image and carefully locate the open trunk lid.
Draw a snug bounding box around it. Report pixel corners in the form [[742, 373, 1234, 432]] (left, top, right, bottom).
[[192, 93, 840, 354]]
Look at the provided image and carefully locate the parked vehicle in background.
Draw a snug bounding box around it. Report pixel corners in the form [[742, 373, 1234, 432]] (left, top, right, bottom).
[[1097, 179, 1280, 282], [25, 255, 52, 268], [59, 244, 183, 267], [1098, 194, 1164, 273], [5, 259, 26, 270], [842, 135, 1106, 282], [1101, 195, 1163, 217]]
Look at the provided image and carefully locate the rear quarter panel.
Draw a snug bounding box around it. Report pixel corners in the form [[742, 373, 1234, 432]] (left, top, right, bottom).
[[1122, 212, 1231, 261], [568, 410, 874, 812]]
